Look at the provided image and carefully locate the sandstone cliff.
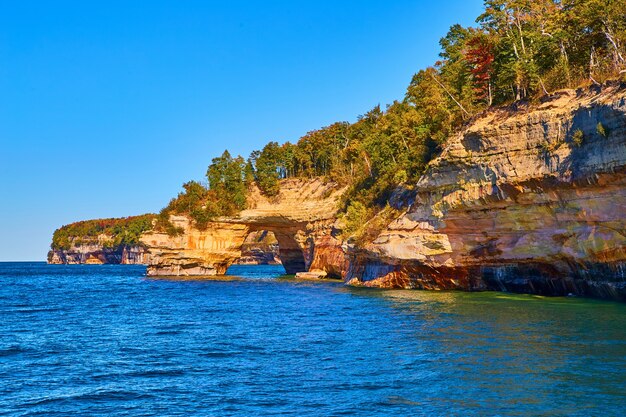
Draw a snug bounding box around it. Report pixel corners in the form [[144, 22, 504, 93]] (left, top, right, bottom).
[[47, 241, 148, 265], [140, 178, 347, 276], [48, 228, 281, 267], [48, 83, 626, 300], [47, 214, 155, 266], [234, 230, 280, 265], [346, 83, 626, 300]]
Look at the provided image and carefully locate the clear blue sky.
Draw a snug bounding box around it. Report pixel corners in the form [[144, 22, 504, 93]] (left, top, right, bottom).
[[0, 0, 484, 261]]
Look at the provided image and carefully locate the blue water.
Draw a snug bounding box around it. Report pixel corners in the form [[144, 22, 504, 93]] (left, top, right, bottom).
[[1, 262, 625, 416]]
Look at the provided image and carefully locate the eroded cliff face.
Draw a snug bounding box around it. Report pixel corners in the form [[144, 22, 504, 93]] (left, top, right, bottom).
[[47, 241, 148, 265], [346, 84, 626, 300], [141, 178, 347, 276], [47, 229, 280, 267], [48, 84, 626, 300]]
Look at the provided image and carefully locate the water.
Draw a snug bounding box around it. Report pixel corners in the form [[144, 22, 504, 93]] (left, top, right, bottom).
[[1, 262, 625, 416]]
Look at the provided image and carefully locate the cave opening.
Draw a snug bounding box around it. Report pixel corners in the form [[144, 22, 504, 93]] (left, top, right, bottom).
[[225, 228, 308, 275]]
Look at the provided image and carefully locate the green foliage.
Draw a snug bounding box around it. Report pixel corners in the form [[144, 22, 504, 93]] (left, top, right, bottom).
[[343, 204, 403, 247], [572, 129, 585, 146], [243, 96, 438, 211], [156, 150, 250, 231], [253, 142, 282, 196], [207, 150, 249, 211], [153, 0, 624, 243], [154, 212, 183, 236], [474, 0, 626, 101], [51, 214, 156, 250], [341, 201, 369, 238]]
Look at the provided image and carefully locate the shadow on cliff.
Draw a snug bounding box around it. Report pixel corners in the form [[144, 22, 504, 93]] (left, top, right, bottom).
[[559, 102, 626, 182]]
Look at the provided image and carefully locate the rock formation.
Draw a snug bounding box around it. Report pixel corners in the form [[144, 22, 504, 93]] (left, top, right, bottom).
[[48, 242, 148, 265], [346, 84, 626, 300], [48, 84, 626, 300], [140, 178, 347, 276], [234, 230, 281, 265]]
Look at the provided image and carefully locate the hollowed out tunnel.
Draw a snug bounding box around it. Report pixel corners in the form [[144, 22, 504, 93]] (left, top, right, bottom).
[[230, 229, 307, 275], [272, 231, 307, 274]]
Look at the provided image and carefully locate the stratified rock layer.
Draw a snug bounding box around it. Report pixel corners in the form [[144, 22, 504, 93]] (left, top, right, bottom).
[[233, 230, 280, 265], [48, 244, 148, 265], [346, 84, 626, 300], [48, 84, 626, 300], [141, 178, 347, 277]]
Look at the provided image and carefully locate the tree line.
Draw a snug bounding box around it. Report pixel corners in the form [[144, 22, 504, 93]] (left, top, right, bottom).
[[51, 215, 156, 250], [157, 0, 626, 233]]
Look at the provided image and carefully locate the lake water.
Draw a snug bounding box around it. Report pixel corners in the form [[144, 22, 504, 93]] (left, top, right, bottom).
[[1, 262, 625, 416]]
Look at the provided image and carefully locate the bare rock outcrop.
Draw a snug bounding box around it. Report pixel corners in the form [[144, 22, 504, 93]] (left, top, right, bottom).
[[234, 230, 280, 265]]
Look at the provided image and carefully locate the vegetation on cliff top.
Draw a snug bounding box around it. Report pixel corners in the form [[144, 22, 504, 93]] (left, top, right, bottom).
[[51, 214, 156, 250], [159, 0, 625, 234], [155, 151, 251, 233]]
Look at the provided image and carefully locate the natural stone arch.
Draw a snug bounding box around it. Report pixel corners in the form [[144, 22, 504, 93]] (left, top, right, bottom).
[[143, 220, 312, 276], [142, 179, 348, 277], [226, 227, 308, 274]]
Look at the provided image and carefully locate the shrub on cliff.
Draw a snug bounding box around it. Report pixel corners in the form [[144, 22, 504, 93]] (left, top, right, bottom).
[[341, 201, 369, 238], [154, 212, 183, 236], [341, 203, 402, 247], [572, 129, 585, 147]]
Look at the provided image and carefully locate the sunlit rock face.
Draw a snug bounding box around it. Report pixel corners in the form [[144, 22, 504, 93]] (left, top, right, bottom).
[[141, 218, 250, 276], [142, 178, 348, 277], [346, 84, 626, 300], [48, 84, 626, 300]]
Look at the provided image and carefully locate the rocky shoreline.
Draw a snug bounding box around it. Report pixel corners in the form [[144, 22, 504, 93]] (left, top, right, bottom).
[[49, 84, 626, 300], [341, 85, 626, 300]]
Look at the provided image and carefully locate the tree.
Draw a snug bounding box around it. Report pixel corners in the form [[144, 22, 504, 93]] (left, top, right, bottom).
[[439, 24, 477, 111], [254, 142, 283, 196], [478, 0, 544, 100], [406, 67, 455, 144], [206, 150, 248, 213], [466, 33, 496, 105]]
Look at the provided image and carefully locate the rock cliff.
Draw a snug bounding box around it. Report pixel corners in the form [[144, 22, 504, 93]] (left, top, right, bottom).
[[141, 178, 347, 276], [48, 84, 626, 300], [346, 83, 626, 300], [234, 231, 281, 265], [47, 242, 148, 265], [47, 228, 282, 267]]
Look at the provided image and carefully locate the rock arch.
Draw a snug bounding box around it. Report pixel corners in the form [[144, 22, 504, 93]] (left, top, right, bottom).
[[142, 179, 347, 277]]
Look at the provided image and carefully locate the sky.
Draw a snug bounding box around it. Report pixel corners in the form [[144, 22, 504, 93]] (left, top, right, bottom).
[[0, 0, 484, 261]]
